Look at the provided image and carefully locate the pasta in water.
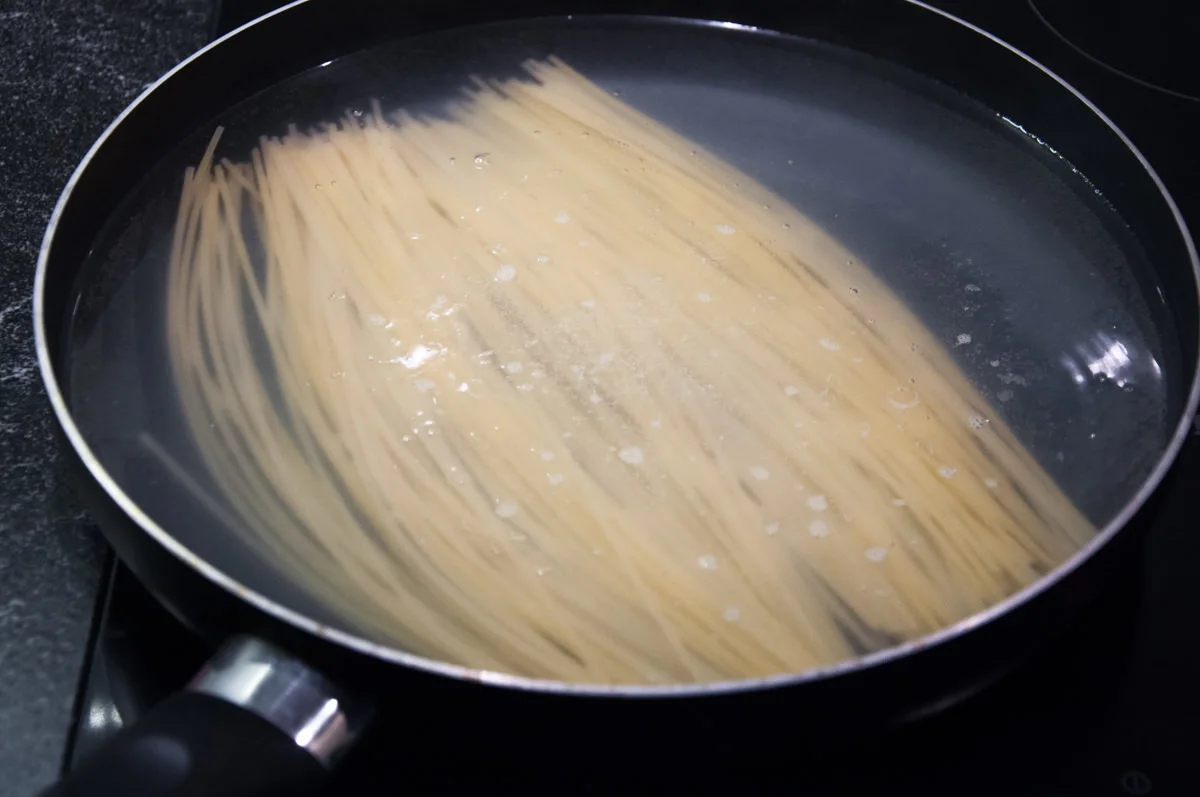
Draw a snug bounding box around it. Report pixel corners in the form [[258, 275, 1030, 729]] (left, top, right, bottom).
[[165, 57, 1093, 684]]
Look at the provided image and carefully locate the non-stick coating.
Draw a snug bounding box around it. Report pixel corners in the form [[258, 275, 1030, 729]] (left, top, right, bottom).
[[37, 0, 1199, 697]]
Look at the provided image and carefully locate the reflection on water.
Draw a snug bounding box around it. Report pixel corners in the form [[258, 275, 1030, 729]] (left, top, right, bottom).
[[1061, 332, 1160, 390]]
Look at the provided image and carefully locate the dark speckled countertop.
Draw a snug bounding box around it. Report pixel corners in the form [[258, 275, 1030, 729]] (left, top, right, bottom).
[[0, 2, 207, 794]]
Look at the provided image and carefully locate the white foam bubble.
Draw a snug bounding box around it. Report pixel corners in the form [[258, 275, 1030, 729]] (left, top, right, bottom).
[[495, 264, 517, 281], [784, 385, 800, 397], [495, 502, 519, 519], [540, 450, 555, 462], [696, 292, 713, 303], [808, 520, 830, 538], [723, 607, 741, 622], [764, 521, 780, 536], [618, 446, 644, 465], [414, 379, 436, 393], [807, 494, 828, 512], [555, 211, 571, 224], [714, 224, 736, 235], [749, 466, 770, 481], [547, 473, 565, 486], [818, 338, 840, 351], [391, 343, 442, 370], [887, 386, 920, 410], [938, 466, 957, 479], [956, 333, 972, 346], [697, 554, 718, 570], [865, 546, 888, 563]]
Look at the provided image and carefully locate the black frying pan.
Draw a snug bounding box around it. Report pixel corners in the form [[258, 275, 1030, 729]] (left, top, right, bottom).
[[34, 0, 1200, 794]]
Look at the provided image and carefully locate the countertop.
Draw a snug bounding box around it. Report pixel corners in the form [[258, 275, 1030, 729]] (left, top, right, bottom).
[[0, 2, 207, 794]]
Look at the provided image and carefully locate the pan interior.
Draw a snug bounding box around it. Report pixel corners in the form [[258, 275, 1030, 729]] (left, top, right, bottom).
[[61, 16, 1179, 673]]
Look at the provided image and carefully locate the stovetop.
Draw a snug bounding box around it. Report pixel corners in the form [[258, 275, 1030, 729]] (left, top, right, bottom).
[[62, 1, 1200, 794]]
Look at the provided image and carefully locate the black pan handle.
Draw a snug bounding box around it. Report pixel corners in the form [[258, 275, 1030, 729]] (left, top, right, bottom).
[[41, 636, 368, 797]]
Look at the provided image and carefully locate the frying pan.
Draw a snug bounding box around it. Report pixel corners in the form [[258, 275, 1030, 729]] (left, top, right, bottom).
[[33, 0, 1199, 793]]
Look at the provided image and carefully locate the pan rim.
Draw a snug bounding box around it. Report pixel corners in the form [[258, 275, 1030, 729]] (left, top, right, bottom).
[[33, 0, 1200, 697]]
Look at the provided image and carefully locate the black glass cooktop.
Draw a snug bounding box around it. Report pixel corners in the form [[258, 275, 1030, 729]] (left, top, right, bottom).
[[65, 1, 1200, 794]]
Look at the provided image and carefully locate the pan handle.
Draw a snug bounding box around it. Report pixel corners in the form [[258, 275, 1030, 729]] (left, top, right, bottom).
[[40, 636, 368, 797]]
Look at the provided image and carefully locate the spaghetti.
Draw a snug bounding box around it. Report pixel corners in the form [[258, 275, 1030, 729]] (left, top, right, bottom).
[[164, 57, 1093, 684]]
